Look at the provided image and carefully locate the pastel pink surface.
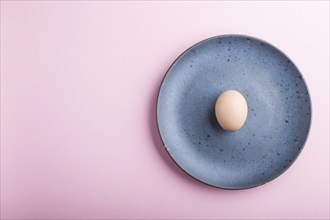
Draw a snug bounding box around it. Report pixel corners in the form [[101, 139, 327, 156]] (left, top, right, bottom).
[[1, 1, 329, 219]]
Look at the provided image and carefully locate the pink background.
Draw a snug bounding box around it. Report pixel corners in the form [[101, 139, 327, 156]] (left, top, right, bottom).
[[1, 1, 329, 219]]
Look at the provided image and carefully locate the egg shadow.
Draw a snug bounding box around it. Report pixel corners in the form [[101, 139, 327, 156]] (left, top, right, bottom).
[[148, 68, 244, 194], [208, 99, 224, 130]]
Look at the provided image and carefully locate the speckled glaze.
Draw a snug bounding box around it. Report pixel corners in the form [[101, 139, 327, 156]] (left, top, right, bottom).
[[156, 35, 311, 189]]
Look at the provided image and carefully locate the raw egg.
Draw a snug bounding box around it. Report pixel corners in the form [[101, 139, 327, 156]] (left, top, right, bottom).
[[215, 90, 248, 131]]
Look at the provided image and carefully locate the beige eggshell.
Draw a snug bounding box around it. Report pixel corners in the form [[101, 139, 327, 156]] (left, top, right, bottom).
[[215, 90, 248, 131]]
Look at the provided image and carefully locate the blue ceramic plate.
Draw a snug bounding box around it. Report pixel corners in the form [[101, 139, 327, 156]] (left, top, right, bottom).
[[156, 35, 311, 189]]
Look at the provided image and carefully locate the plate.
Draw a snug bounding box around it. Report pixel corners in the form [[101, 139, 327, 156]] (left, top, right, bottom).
[[156, 35, 311, 189]]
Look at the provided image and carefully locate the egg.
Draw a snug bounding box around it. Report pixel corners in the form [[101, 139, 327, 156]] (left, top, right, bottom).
[[215, 90, 248, 131]]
